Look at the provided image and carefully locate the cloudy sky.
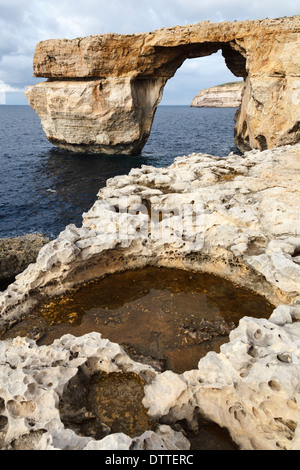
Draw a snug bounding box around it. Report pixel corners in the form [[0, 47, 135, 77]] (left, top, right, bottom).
[[0, 0, 299, 105]]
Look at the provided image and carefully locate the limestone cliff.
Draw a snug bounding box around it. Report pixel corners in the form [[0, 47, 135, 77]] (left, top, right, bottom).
[[191, 81, 244, 108], [25, 16, 300, 155]]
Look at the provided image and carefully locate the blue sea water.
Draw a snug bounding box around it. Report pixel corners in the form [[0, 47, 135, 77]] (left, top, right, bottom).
[[0, 105, 240, 239]]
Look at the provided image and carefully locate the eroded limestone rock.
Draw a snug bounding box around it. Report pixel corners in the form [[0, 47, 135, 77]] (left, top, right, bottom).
[[0, 144, 300, 450], [1, 309, 300, 450], [0, 234, 50, 289], [191, 82, 244, 108], [25, 16, 300, 154], [0, 332, 190, 450], [25, 78, 166, 155], [143, 305, 300, 450], [0, 144, 299, 332]]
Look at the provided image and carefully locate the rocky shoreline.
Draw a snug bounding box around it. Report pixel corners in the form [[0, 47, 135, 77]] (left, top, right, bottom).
[[0, 234, 50, 291], [0, 143, 300, 450]]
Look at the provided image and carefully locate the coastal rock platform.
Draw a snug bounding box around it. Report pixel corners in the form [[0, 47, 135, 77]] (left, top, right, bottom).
[[0, 144, 300, 449]]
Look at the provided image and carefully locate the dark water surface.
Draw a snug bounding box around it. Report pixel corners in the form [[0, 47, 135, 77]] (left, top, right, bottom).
[[0, 105, 239, 238]]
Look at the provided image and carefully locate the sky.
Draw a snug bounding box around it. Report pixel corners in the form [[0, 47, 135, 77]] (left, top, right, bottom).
[[0, 0, 299, 105]]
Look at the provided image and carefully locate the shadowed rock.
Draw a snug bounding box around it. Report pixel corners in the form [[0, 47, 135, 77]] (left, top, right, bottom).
[[0, 234, 50, 289]]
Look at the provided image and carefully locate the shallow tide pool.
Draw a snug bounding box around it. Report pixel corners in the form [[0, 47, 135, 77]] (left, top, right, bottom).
[[4, 266, 275, 374], [1, 266, 275, 450]]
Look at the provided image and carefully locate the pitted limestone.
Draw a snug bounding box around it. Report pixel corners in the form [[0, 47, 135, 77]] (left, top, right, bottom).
[[0, 145, 300, 449]]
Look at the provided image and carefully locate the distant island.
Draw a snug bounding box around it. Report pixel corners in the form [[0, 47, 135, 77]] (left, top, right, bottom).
[[190, 81, 244, 108]]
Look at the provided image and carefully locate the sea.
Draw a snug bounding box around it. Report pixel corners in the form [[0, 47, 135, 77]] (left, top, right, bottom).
[[0, 105, 240, 239]]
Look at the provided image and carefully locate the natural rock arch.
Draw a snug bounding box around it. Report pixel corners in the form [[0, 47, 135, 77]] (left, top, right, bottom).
[[26, 16, 300, 155]]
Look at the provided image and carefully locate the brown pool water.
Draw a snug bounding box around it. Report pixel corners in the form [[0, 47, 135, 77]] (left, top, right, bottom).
[[59, 370, 153, 441], [58, 367, 239, 450], [4, 266, 274, 374]]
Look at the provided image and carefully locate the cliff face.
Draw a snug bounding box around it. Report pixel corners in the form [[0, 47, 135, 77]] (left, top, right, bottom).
[[191, 82, 244, 108], [25, 16, 300, 154]]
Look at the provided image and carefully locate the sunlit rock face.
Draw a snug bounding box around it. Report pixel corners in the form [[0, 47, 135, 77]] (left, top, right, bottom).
[[191, 82, 244, 108], [25, 78, 166, 155], [25, 16, 300, 155]]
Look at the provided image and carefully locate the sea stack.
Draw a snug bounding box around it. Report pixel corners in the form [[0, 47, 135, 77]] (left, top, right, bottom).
[[25, 16, 300, 154]]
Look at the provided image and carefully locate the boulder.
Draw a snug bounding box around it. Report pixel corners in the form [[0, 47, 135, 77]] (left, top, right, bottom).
[[0, 234, 50, 289]]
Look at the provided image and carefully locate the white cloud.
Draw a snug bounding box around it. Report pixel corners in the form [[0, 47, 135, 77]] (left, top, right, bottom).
[[172, 0, 299, 22], [0, 81, 24, 93], [0, 80, 25, 104]]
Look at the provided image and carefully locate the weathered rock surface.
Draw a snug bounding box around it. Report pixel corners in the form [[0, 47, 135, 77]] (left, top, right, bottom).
[[25, 16, 300, 155], [0, 144, 300, 449], [143, 305, 300, 450], [0, 234, 50, 289], [25, 78, 165, 155], [0, 332, 190, 450], [191, 81, 244, 108], [1, 144, 300, 331], [1, 302, 300, 449]]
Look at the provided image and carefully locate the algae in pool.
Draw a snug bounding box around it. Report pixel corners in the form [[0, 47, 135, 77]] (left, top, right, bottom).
[[10, 267, 275, 374], [59, 370, 153, 440], [59, 368, 239, 450]]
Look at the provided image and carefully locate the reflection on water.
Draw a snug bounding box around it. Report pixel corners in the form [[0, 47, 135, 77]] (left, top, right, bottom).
[[5, 267, 273, 374], [0, 106, 240, 238]]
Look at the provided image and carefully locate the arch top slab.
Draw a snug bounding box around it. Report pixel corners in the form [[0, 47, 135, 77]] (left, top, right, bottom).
[[26, 16, 300, 155]]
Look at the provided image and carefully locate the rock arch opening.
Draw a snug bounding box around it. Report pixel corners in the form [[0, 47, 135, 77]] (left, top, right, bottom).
[[159, 50, 243, 106], [141, 49, 246, 157]]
